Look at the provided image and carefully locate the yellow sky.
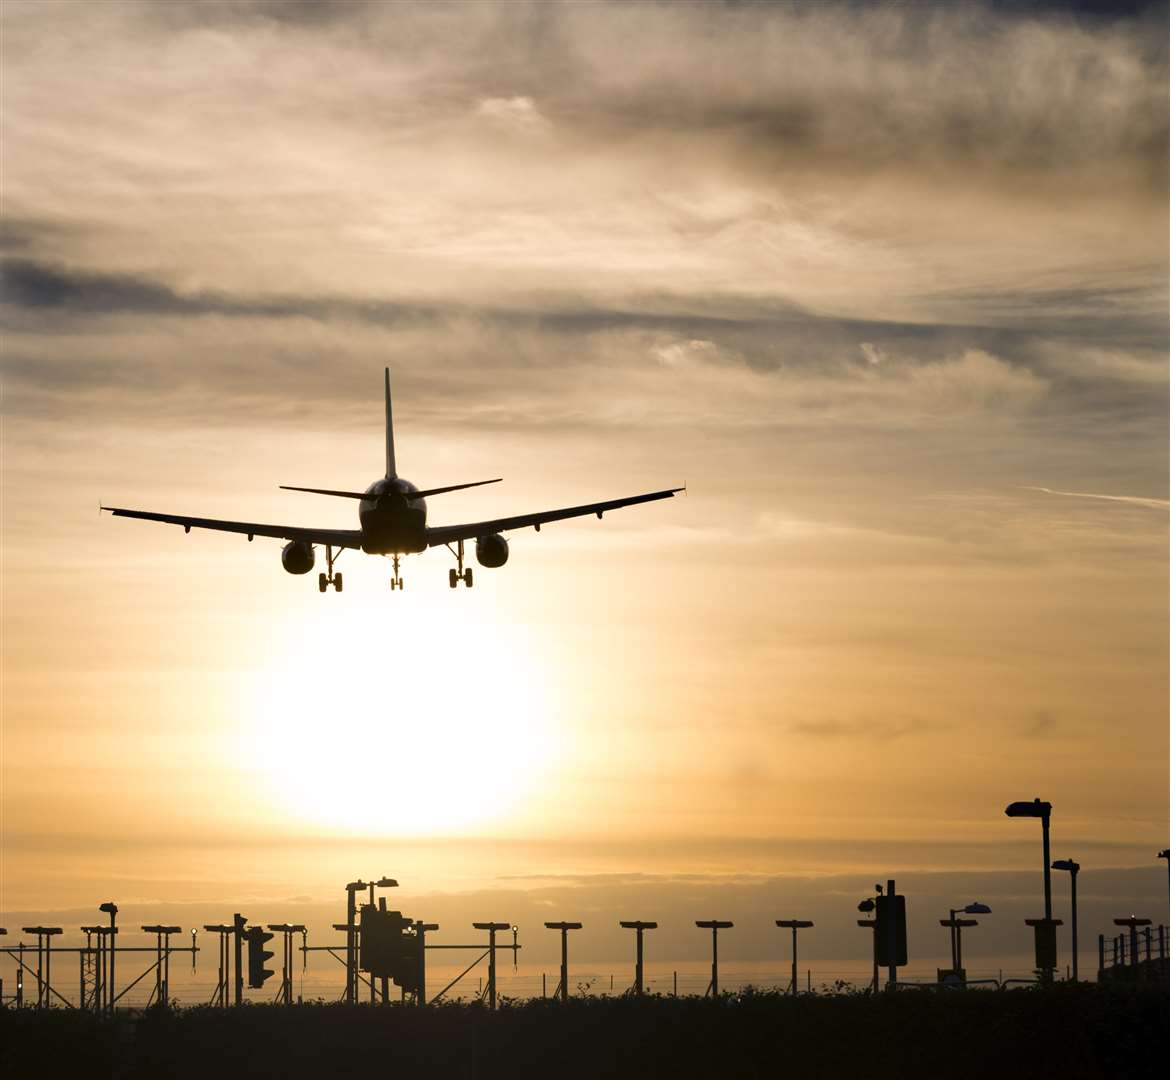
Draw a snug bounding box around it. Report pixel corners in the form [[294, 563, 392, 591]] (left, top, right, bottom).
[[2, 2, 1167, 950]]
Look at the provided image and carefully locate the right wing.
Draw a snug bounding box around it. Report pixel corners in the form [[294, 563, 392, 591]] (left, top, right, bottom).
[[102, 507, 364, 549], [426, 487, 683, 547]]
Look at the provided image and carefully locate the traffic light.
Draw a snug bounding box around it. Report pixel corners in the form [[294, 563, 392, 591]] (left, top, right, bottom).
[[874, 894, 908, 967], [246, 927, 275, 988], [360, 905, 410, 978], [392, 929, 421, 994]]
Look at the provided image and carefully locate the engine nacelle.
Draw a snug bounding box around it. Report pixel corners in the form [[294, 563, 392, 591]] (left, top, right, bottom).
[[281, 540, 315, 575], [475, 533, 509, 569]]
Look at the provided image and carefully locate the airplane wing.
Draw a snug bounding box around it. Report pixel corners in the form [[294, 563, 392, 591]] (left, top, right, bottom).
[[101, 507, 365, 549], [425, 487, 683, 547]]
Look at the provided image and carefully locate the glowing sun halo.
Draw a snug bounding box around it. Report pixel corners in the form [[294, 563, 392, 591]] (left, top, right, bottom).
[[237, 591, 566, 835]]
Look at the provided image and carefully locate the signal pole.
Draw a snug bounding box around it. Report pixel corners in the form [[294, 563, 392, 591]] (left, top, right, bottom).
[[232, 914, 246, 1005]]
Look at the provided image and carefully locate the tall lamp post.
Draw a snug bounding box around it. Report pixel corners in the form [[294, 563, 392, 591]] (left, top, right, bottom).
[[99, 902, 118, 1014], [1157, 850, 1169, 929], [1005, 798, 1058, 982], [1051, 859, 1080, 981]]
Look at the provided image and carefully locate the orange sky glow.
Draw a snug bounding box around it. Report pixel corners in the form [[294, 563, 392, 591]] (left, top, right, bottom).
[[1, 1, 1167, 975]]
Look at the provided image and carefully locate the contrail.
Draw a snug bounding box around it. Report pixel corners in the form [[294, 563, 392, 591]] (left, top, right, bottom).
[[1024, 486, 1169, 511]]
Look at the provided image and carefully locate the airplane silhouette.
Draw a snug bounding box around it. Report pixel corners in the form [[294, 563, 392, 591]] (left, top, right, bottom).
[[103, 369, 682, 592]]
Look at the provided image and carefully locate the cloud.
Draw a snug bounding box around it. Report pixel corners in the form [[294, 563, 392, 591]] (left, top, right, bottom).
[[475, 95, 550, 135]]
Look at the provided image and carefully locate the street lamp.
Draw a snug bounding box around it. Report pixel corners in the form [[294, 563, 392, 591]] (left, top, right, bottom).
[[1157, 850, 1169, 928], [940, 903, 991, 977], [1051, 859, 1081, 981], [99, 902, 118, 1014], [1006, 798, 1058, 982]]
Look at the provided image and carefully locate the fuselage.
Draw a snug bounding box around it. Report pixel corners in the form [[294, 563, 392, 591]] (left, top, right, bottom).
[[358, 477, 428, 554]]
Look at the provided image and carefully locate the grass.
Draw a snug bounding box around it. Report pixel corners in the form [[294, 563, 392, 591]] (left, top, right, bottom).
[[2, 983, 1166, 1079]]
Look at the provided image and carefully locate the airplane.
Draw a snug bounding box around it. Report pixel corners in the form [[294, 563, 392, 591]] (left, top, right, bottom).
[[102, 369, 683, 592]]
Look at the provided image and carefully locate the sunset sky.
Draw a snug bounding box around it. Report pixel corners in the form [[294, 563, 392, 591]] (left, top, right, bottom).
[[2, 0, 1167, 974]]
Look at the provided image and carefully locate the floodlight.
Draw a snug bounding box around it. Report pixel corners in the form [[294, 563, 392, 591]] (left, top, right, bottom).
[[858, 899, 875, 912]]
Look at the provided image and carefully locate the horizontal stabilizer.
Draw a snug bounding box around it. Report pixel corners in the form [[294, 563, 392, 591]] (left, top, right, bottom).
[[279, 486, 369, 499], [412, 478, 502, 499]]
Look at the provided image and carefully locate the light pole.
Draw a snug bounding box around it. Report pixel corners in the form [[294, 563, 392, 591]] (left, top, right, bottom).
[[1005, 798, 1058, 982], [775, 920, 814, 995], [1052, 859, 1080, 981], [99, 903, 118, 1014], [939, 904, 990, 978], [1157, 850, 1169, 929]]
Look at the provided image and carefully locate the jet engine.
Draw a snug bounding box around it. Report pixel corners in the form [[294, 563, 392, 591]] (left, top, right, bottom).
[[281, 540, 315, 575], [475, 533, 509, 568]]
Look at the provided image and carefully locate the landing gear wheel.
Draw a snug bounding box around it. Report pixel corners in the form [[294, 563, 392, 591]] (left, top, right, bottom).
[[334, 572, 343, 593], [449, 569, 458, 589], [464, 568, 473, 588], [318, 573, 327, 593]]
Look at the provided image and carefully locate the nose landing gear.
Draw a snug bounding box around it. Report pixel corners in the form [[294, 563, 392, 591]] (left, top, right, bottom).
[[446, 540, 474, 588], [318, 545, 343, 592], [389, 553, 405, 591]]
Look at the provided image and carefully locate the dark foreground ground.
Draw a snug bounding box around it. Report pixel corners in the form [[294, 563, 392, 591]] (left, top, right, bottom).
[[3, 985, 1166, 1080]]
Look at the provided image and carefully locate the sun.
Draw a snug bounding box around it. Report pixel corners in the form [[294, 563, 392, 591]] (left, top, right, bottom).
[[236, 586, 567, 834]]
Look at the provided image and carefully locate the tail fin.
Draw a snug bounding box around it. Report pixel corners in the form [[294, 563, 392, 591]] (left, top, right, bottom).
[[384, 367, 397, 478]]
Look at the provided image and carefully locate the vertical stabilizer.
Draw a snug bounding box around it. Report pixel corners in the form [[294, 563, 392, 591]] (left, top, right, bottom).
[[384, 367, 397, 478]]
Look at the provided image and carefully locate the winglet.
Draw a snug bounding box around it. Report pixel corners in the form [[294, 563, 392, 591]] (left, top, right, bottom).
[[384, 367, 397, 479]]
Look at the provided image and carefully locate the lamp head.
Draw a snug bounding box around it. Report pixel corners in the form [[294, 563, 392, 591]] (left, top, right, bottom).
[[964, 902, 992, 915], [1005, 798, 1051, 819], [99, 902, 118, 915], [857, 899, 875, 912], [1051, 859, 1079, 873]]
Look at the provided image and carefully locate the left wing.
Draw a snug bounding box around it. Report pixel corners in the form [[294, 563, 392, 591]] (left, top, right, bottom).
[[425, 487, 683, 547], [102, 506, 364, 549]]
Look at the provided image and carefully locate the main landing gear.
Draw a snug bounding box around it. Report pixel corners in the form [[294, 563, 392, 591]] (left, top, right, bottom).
[[389, 554, 405, 591], [447, 540, 474, 588], [318, 545, 343, 593]]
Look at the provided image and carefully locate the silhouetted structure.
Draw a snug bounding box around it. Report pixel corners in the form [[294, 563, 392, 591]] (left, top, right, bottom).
[[1051, 860, 1081, 980], [619, 921, 657, 995], [544, 923, 583, 1003], [1005, 799, 1059, 982], [775, 920, 813, 995], [695, 921, 733, 996]]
